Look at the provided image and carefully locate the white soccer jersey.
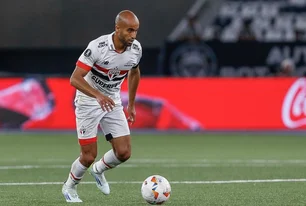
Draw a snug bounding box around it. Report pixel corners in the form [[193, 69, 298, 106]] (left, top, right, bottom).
[[75, 32, 142, 105]]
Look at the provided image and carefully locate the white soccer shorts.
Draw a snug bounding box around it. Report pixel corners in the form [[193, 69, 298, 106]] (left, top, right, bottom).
[[75, 103, 130, 145]]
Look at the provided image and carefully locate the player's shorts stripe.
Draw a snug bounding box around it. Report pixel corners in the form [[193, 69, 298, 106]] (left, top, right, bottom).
[[102, 156, 112, 168], [94, 64, 128, 75], [70, 172, 81, 181], [76, 60, 92, 71], [78, 137, 97, 146], [91, 68, 127, 81]]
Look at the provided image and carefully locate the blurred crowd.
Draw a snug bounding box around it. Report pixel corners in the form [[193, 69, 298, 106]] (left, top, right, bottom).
[[166, 0, 306, 77]]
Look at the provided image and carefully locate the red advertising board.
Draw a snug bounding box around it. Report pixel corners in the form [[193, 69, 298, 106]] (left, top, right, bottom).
[[0, 77, 304, 130]]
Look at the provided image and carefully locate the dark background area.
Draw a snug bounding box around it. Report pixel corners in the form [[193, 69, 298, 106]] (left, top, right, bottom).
[[0, 0, 196, 76]]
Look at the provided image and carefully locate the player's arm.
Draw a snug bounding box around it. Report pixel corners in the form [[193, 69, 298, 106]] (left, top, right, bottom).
[[70, 66, 100, 98], [72, 40, 115, 111], [70, 66, 115, 111], [72, 41, 115, 111], [128, 66, 140, 106], [71, 41, 100, 98], [127, 66, 140, 124]]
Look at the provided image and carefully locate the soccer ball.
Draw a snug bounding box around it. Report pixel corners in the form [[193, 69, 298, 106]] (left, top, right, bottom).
[[141, 175, 171, 205]]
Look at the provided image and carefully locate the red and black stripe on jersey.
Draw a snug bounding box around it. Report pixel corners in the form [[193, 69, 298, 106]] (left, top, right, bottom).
[[91, 68, 127, 81]]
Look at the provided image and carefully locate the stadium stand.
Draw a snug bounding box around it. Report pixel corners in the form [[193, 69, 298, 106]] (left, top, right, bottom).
[[202, 0, 306, 42]]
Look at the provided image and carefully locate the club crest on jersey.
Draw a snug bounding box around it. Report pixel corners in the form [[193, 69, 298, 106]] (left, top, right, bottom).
[[108, 67, 121, 80], [79, 126, 86, 136]]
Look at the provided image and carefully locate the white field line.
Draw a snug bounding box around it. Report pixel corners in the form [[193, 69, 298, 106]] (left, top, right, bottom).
[[0, 163, 304, 170], [127, 159, 306, 164], [1, 179, 306, 186], [3, 159, 306, 170], [2, 159, 306, 164]]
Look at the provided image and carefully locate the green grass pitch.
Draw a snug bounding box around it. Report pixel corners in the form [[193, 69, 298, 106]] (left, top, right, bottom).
[[1, 132, 306, 206]]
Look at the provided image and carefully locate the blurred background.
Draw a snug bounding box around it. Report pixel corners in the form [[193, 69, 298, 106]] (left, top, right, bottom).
[[1, 0, 306, 131]]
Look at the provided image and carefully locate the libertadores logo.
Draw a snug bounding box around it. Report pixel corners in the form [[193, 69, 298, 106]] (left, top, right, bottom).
[[282, 78, 306, 128]]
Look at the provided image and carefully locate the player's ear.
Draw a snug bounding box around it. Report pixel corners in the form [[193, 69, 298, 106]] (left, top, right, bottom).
[[115, 24, 120, 33]]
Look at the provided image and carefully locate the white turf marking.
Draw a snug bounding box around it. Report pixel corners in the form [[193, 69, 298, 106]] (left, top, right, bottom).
[[3, 160, 306, 170], [1, 179, 306, 186], [2, 159, 306, 170], [0, 165, 70, 170], [3, 158, 306, 164]]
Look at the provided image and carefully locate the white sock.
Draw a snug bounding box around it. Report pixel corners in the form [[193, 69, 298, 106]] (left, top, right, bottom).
[[93, 149, 122, 174], [65, 158, 88, 188]]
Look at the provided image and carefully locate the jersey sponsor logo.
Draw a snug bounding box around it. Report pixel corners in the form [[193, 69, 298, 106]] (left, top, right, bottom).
[[91, 75, 121, 88], [132, 44, 140, 51], [98, 41, 107, 48], [91, 68, 127, 81], [282, 78, 306, 128], [84, 49, 92, 57], [102, 61, 109, 65]]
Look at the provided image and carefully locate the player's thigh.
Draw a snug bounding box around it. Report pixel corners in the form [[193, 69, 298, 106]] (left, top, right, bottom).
[[76, 104, 104, 147], [99, 105, 130, 140], [99, 105, 131, 151]]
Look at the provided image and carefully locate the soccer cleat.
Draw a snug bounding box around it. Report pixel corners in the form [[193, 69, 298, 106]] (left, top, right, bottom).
[[89, 165, 110, 195], [62, 183, 83, 203]]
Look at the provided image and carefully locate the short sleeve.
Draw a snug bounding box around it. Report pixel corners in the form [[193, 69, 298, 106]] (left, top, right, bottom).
[[76, 41, 98, 71], [137, 47, 142, 64], [132, 44, 142, 69]]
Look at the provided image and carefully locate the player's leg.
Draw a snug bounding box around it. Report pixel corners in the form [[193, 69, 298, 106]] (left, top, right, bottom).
[[95, 134, 131, 171], [90, 105, 131, 194], [64, 141, 98, 186], [62, 104, 103, 202], [62, 142, 97, 203]]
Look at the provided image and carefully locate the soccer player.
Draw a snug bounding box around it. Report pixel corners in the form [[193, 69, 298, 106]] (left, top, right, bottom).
[[62, 10, 141, 203]]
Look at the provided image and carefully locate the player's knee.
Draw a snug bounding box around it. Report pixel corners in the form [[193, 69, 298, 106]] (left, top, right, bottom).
[[80, 153, 96, 167], [80, 142, 98, 167], [116, 148, 131, 162], [86, 155, 96, 165]]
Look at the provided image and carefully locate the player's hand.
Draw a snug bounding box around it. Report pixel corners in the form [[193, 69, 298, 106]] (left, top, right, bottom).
[[127, 104, 136, 125], [96, 94, 115, 112]]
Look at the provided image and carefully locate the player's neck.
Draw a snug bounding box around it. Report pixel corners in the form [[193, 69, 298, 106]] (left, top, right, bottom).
[[112, 34, 127, 54]]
